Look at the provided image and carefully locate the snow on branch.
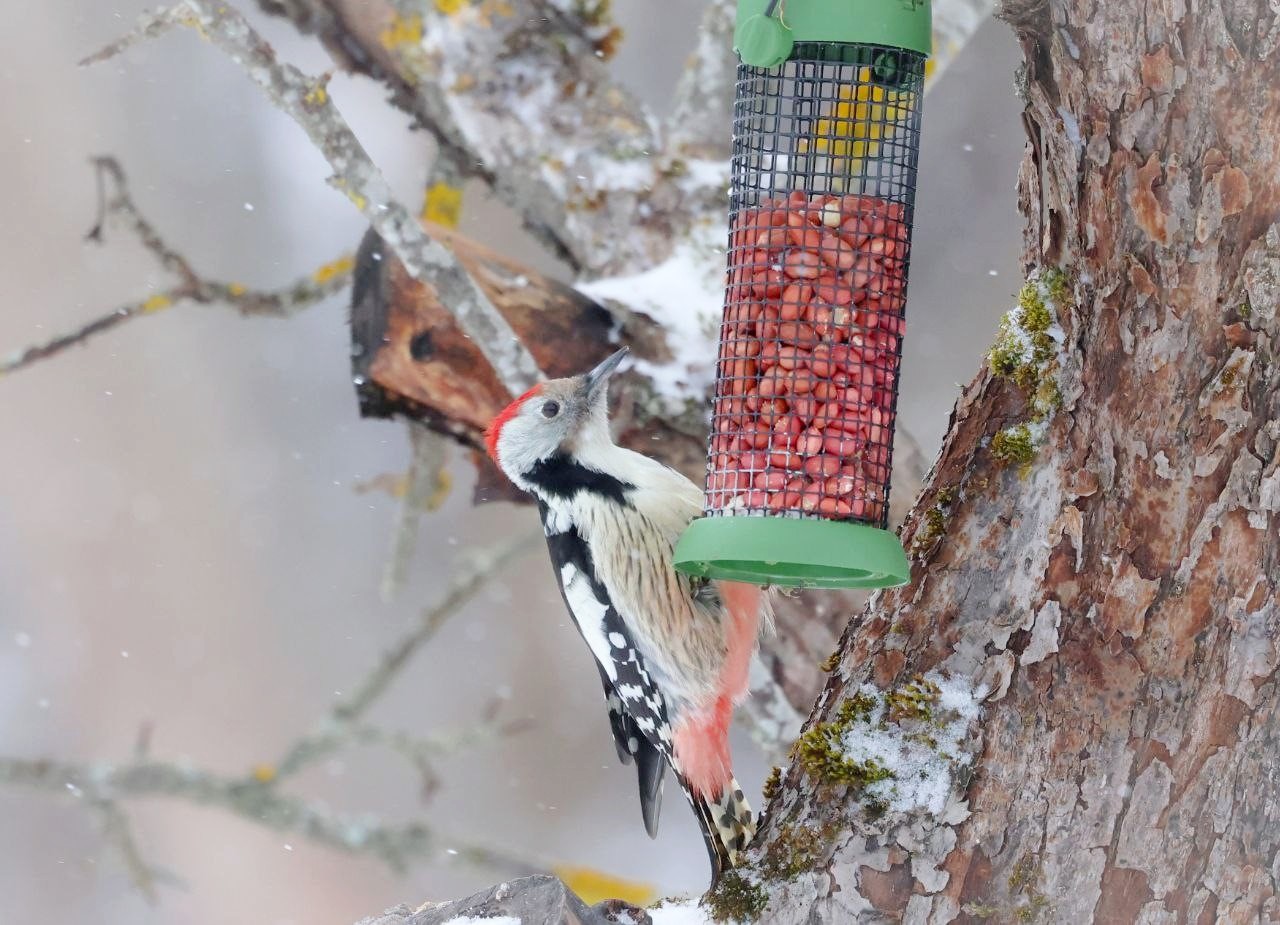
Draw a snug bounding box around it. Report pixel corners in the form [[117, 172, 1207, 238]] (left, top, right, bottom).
[[255, 0, 727, 276], [82, 0, 542, 396], [0, 533, 540, 899], [667, 0, 737, 159]]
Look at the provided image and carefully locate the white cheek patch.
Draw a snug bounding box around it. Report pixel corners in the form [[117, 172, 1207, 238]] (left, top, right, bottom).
[[560, 563, 615, 680]]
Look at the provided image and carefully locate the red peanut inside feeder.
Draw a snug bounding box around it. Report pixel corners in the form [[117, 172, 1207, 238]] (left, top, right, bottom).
[[707, 190, 908, 524]]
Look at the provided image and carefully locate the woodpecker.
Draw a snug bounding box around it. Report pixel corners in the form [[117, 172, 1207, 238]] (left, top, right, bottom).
[[485, 347, 767, 882]]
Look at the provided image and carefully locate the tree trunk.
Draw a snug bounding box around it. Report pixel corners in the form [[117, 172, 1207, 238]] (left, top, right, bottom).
[[737, 2, 1280, 922]]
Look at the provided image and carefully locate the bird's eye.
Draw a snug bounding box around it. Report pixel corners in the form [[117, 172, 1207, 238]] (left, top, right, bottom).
[[541, 401, 561, 419]]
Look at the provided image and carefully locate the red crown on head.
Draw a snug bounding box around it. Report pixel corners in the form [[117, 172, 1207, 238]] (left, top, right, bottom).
[[484, 383, 544, 464]]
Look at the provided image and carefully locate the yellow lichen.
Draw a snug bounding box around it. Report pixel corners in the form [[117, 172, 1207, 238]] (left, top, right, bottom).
[[435, 0, 468, 14], [227, 282, 247, 297], [912, 487, 956, 554], [303, 80, 329, 108], [380, 12, 423, 49], [141, 294, 173, 314], [312, 255, 355, 285], [912, 506, 947, 553], [250, 764, 277, 783], [421, 182, 464, 228]]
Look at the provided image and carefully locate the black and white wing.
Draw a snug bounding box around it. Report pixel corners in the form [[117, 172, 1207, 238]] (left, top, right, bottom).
[[537, 500, 671, 836]]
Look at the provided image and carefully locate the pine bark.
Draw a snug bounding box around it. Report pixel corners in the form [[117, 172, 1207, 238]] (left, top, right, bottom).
[[744, 2, 1280, 921]]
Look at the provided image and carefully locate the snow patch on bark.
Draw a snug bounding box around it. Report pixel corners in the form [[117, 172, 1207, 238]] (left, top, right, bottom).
[[839, 676, 981, 817]]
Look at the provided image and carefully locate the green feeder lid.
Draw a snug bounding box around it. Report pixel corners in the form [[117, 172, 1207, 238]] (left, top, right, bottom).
[[735, 0, 933, 67], [673, 515, 910, 589]]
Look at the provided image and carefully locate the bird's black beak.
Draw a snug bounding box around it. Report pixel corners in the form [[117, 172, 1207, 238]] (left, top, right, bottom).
[[581, 347, 629, 403]]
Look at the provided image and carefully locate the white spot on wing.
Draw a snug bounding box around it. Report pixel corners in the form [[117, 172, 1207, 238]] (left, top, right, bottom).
[[617, 682, 645, 701], [560, 563, 615, 680], [543, 505, 572, 535], [608, 632, 627, 649]]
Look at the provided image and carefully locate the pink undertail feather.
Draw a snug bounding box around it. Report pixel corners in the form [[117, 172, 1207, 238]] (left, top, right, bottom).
[[674, 581, 761, 801], [669, 581, 764, 875], [717, 580, 762, 707]]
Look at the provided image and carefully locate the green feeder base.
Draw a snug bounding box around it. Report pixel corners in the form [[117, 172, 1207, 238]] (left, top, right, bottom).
[[673, 516, 909, 590]]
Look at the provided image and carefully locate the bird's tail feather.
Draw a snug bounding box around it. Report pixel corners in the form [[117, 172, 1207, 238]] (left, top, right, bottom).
[[679, 773, 755, 885]]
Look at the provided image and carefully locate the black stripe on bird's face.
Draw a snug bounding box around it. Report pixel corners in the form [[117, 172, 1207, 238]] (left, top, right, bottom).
[[525, 451, 633, 504]]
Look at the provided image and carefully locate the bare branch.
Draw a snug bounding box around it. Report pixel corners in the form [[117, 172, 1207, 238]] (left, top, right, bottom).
[[331, 533, 537, 726], [0, 756, 537, 875], [86, 157, 198, 289], [276, 531, 538, 778], [92, 798, 161, 902], [84, 1, 541, 394], [0, 534, 540, 889], [0, 157, 351, 378], [0, 269, 351, 378], [381, 421, 451, 603]]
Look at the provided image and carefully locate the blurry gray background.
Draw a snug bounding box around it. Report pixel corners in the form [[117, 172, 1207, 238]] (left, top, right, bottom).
[[0, 3, 1022, 923]]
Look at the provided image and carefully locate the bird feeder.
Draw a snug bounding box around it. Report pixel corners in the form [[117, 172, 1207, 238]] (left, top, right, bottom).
[[674, 0, 930, 589]]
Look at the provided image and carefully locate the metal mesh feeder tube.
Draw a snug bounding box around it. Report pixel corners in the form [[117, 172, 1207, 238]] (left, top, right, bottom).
[[674, 0, 930, 589]]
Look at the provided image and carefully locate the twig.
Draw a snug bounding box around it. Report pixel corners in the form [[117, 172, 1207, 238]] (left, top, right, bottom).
[[0, 273, 354, 378], [1, 534, 539, 893], [332, 532, 537, 727], [0, 757, 537, 875], [0, 158, 352, 378], [271, 531, 537, 780], [275, 715, 532, 799], [381, 421, 451, 603], [86, 156, 198, 289], [92, 798, 161, 902], [83, 1, 541, 395]]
